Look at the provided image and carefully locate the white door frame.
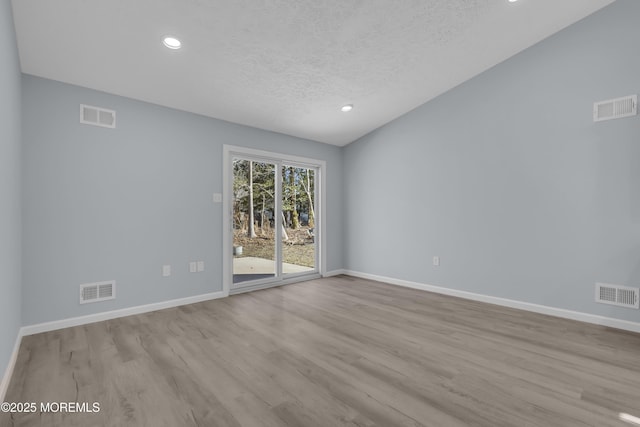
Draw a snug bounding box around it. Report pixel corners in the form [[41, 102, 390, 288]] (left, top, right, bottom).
[[222, 145, 326, 296]]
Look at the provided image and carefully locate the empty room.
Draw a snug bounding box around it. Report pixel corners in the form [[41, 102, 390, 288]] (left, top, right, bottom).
[[2, 0, 640, 426]]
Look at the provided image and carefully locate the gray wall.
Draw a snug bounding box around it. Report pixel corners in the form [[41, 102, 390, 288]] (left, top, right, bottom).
[[22, 75, 343, 325], [344, 0, 640, 323], [0, 0, 22, 379]]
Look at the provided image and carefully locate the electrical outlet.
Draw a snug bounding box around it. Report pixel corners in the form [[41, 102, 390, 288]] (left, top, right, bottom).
[[162, 265, 171, 277], [433, 256, 440, 266], [212, 193, 222, 203]]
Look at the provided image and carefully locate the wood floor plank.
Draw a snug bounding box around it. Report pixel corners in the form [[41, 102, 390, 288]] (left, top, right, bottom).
[[2, 276, 640, 427]]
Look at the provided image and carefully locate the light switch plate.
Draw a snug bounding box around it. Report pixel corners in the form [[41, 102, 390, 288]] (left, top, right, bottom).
[[197, 261, 204, 272], [162, 265, 171, 277], [189, 262, 197, 273]]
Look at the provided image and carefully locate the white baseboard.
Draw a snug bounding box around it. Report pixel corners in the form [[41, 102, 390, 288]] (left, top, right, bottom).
[[343, 270, 640, 334], [0, 331, 23, 402], [323, 269, 347, 277], [22, 290, 228, 336]]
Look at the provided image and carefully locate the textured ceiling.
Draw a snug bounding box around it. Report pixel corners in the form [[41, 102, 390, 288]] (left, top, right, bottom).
[[11, 0, 615, 146]]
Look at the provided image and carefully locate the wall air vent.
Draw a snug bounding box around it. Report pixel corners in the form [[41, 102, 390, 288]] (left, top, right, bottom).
[[80, 104, 116, 128], [593, 95, 637, 122], [79, 280, 116, 304], [595, 283, 639, 309]]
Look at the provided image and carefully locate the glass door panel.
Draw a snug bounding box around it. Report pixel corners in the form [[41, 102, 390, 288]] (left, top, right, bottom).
[[282, 165, 316, 276], [232, 158, 277, 284]]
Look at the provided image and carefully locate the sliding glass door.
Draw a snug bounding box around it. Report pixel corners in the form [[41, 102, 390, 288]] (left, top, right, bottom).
[[225, 146, 322, 293]]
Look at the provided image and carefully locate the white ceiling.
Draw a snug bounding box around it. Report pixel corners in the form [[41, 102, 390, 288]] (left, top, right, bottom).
[[11, 0, 615, 146]]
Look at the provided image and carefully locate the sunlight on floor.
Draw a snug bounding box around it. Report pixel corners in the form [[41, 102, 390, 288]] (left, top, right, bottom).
[[620, 413, 640, 425]]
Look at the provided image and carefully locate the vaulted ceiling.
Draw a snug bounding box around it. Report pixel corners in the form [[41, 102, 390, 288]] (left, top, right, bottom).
[[11, 0, 615, 145]]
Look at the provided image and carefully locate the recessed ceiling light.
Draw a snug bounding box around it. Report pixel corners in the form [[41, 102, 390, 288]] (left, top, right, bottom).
[[508, 0, 518, 2], [341, 104, 353, 112], [162, 36, 182, 50]]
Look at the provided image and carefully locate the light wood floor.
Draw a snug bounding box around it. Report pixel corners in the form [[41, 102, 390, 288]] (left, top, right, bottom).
[[3, 276, 640, 427]]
